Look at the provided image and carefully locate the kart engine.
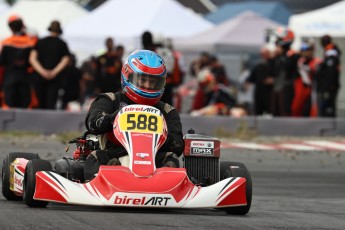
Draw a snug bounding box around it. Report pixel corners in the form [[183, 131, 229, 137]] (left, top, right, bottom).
[[183, 130, 220, 186]]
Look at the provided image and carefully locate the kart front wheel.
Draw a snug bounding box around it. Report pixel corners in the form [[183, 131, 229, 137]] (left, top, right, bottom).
[[2, 152, 40, 201], [220, 161, 252, 215], [23, 159, 52, 207]]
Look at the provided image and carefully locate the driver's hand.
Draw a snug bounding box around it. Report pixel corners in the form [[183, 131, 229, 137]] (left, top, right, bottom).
[[93, 114, 113, 133], [110, 109, 121, 120]]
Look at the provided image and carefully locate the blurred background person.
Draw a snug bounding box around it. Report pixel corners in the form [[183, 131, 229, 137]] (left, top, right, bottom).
[[140, 31, 185, 106], [141, 30, 156, 51], [158, 38, 185, 106], [0, 15, 37, 109], [0, 65, 3, 106], [190, 51, 211, 79], [116, 45, 125, 60], [60, 53, 82, 110], [96, 37, 122, 93], [190, 52, 212, 111], [191, 68, 236, 116], [291, 40, 321, 117], [29, 20, 70, 110], [315, 35, 341, 117], [209, 55, 230, 86], [80, 55, 98, 104], [237, 60, 254, 115], [246, 46, 274, 115], [165, 37, 186, 110], [271, 27, 299, 116]]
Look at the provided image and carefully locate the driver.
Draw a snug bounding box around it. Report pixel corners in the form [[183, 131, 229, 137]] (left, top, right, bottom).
[[84, 50, 184, 180]]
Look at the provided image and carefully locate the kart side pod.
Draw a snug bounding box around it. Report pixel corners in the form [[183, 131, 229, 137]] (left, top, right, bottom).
[[183, 132, 221, 185]]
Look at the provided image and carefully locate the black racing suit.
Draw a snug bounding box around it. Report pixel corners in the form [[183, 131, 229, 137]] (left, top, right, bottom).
[[315, 44, 341, 117], [0, 33, 36, 108], [271, 49, 300, 116], [84, 92, 184, 180], [96, 52, 122, 93]]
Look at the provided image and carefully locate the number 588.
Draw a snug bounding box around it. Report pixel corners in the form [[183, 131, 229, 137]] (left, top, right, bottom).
[[126, 114, 159, 132]]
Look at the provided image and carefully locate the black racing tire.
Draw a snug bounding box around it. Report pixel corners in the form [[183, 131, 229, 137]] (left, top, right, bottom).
[[2, 152, 40, 201], [220, 161, 245, 180], [220, 161, 252, 215], [23, 159, 52, 208]]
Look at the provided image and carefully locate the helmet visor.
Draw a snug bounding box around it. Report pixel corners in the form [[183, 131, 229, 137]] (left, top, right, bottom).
[[128, 73, 166, 91]]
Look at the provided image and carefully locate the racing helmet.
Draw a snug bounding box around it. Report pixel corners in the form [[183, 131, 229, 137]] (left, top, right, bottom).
[[121, 50, 167, 105], [275, 26, 294, 47]]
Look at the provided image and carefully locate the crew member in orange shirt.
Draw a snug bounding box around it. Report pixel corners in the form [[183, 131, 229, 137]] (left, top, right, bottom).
[[0, 15, 37, 109]]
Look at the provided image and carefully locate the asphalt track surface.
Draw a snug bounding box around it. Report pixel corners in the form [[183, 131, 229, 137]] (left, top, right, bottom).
[[0, 135, 345, 230]]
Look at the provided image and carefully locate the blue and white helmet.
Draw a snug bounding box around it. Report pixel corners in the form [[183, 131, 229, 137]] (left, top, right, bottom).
[[121, 50, 167, 105]]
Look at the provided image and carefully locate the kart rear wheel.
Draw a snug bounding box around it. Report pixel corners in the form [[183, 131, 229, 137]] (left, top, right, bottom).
[[220, 161, 252, 215], [23, 159, 52, 208], [2, 152, 40, 201]]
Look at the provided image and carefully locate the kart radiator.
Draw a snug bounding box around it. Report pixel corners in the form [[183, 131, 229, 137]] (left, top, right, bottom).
[[183, 133, 220, 185]]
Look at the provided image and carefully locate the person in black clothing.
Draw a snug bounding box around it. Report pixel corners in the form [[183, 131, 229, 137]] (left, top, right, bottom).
[[271, 27, 300, 116], [84, 50, 184, 181], [0, 15, 37, 108], [209, 55, 229, 86], [247, 46, 274, 115], [141, 31, 157, 51], [29, 20, 70, 109], [60, 53, 82, 109], [96, 37, 123, 93], [116, 45, 125, 60], [316, 35, 341, 117], [80, 56, 98, 103]]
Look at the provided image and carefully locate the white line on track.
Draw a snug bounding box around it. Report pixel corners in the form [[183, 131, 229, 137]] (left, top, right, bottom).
[[304, 141, 345, 151], [277, 143, 324, 151], [220, 140, 345, 151], [226, 143, 275, 150]]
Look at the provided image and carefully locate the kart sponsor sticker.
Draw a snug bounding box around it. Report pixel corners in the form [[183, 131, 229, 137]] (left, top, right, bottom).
[[111, 192, 175, 206], [124, 106, 160, 114], [191, 141, 214, 155], [134, 160, 151, 165], [136, 153, 149, 159]]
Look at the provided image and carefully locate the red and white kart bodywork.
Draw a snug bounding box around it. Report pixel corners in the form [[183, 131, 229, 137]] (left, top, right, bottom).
[[6, 105, 249, 212], [8, 158, 27, 195]]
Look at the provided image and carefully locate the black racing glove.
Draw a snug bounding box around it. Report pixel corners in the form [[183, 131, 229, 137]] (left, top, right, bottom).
[[110, 109, 120, 120], [92, 114, 113, 133], [89, 109, 121, 134]]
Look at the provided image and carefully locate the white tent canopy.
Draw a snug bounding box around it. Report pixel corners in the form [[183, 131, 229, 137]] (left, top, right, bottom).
[[0, 0, 88, 39], [289, 0, 345, 38], [0, 0, 9, 16], [64, 0, 214, 59], [174, 11, 281, 52]]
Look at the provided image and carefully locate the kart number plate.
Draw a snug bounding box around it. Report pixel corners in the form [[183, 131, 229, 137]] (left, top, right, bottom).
[[119, 112, 163, 134]]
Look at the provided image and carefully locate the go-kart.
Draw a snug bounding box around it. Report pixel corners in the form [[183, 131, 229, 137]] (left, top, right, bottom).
[[2, 104, 252, 215]]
